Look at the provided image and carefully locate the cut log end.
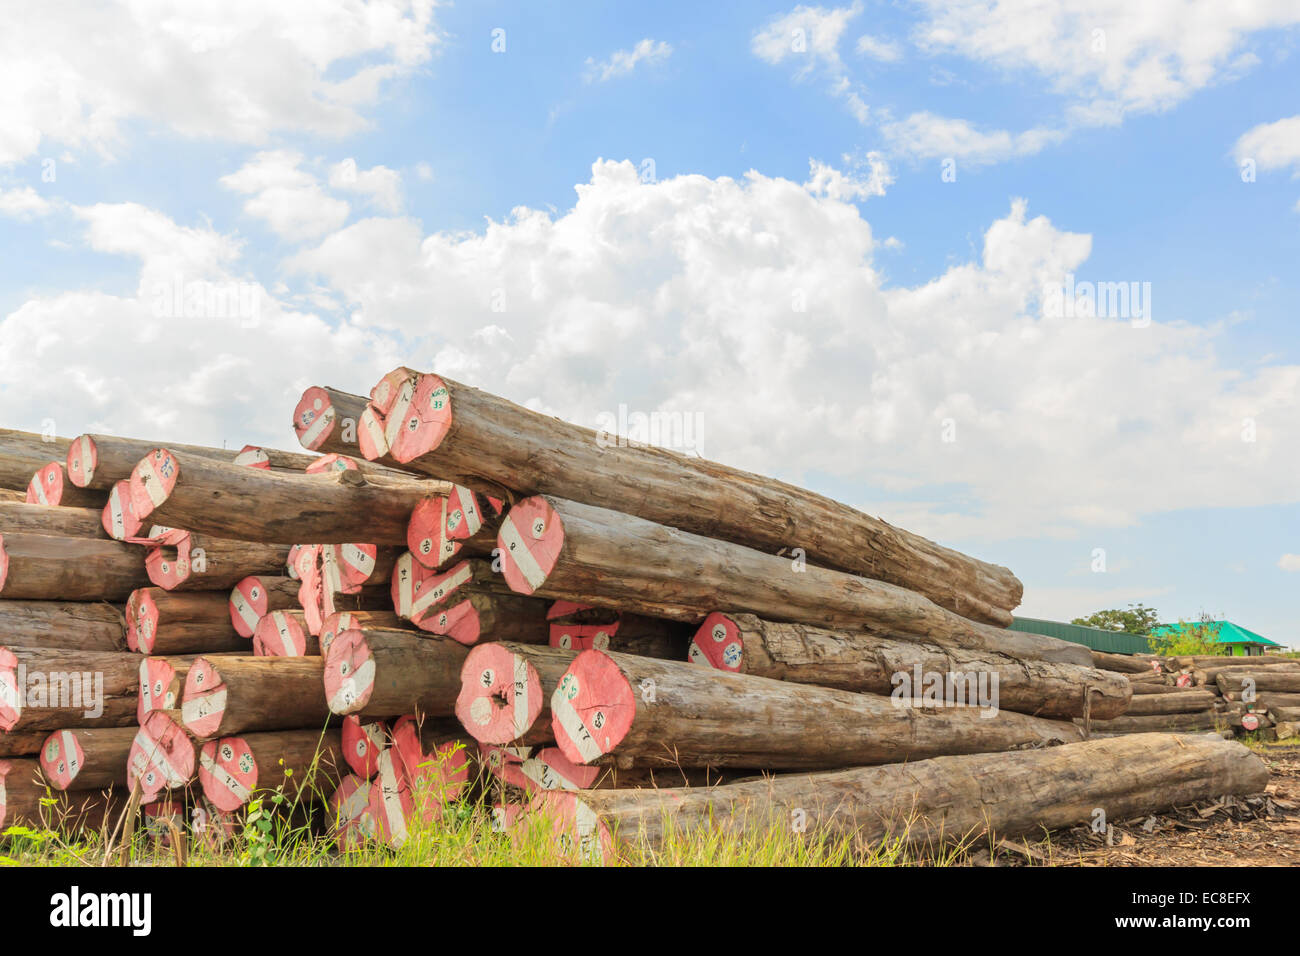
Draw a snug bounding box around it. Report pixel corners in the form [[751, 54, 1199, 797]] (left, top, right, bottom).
[[306, 453, 359, 474], [497, 497, 564, 596], [101, 480, 142, 540], [536, 791, 613, 865], [26, 462, 67, 506], [342, 715, 388, 780], [180, 657, 228, 738], [686, 612, 745, 672], [127, 448, 181, 529], [253, 610, 309, 658], [229, 576, 273, 638], [198, 737, 257, 812], [331, 774, 374, 850], [455, 643, 543, 744], [65, 435, 98, 488], [372, 370, 453, 464], [323, 629, 377, 715], [138, 657, 182, 722], [39, 730, 86, 791], [550, 650, 636, 766], [407, 485, 487, 570], [294, 387, 342, 452], [128, 711, 195, 802]]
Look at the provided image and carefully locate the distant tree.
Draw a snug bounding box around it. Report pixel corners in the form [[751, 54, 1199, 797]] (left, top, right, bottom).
[[1147, 612, 1226, 657], [1071, 603, 1161, 635]]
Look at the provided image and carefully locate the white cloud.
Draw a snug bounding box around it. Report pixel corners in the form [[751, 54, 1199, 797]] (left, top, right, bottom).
[[1235, 115, 1300, 174], [0, 186, 54, 220], [0, 0, 442, 165], [329, 159, 404, 213], [805, 152, 892, 200], [221, 151, 350, 241], [880, 112, 1066, 164], [752, 3, 872, 123], [584, 39, 673, 83], [1279, 554, 1300, 572], [855, 34, 902, 62]]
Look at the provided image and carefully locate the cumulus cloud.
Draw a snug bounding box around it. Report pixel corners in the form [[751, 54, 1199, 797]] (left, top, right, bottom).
[[584, 39, 673, 83], [804, 151, 892, 200], [0, 0, 442, 165], [1280, 554, 1300, 572], [0, 186, 54, 220], [221, 151, 351, 241], [879, 112, 1066, 164], [1235, 115, 1300, 174], [329, 159, 404, 213]]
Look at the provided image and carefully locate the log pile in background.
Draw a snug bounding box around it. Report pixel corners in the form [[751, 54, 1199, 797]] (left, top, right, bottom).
[[0, 377, 1275, 855]]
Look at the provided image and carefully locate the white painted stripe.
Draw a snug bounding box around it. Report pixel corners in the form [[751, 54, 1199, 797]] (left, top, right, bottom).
[[139, 661, 154, 712], [437, 496, 450, 561], [377, 751, 408, 848], [410, 561, 473, 618], [342, 544, 374, 577], [107, 486, 126, 539], [181, 688, 227, 728], [323, 547, 343, 596], [327, 659, 375, 714], [513, 654, 530, 739], [301, 405, 335, 449], [77, 436, 94, 483], [61, 731, 79, 778], [359, 409, 388, 457], [550, 692, 605, 763], [458, 486, 482, 534], [29, 475, 48, 505], [132, 729, 185, 787], [498, 515, 547, 592], [139, 458, 169, 507], [231, 588, 259, 633], [573, 801, 603, 861], [395, 555, 413, 617], [273, 612, 299, 656], [200, 749, 252, 803], [382, 379, 416, 452]]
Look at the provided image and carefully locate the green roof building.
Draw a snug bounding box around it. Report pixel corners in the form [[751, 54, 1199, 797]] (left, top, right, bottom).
[[1148, 620, 1284, 657]]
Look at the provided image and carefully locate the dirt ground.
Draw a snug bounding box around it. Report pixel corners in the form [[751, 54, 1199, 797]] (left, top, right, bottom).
[[974, 744, 1300, 867]]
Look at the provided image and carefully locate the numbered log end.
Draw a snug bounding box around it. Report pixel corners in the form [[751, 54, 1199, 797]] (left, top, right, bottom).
[[687, 612, 745, 672], [305, 453, 359, 474], [294, 387, 341, 452], [144, 529, 198, 590], [535, 791, 613, 865], [39, 730, 85, 791], [128, 711, 196, 802], [550, 650, 636, 766], [101, 479, 141, 540], [66, 435, 98, 488], [126, 448, 180, 530], [126, 588, 159, 652], [342, 715, 388, 780], [370, 369, 453, 464], [422, 597, 481, 646], [229, 576, 272, 638], [323, 629, 377, 715], [180, 656, 229, 738], [455, 643, 543, 744], [138, 657, 181, 723], [233, 446, 271, 470], [198, 737, 257, 812], [0, 646, 20, 730], [331, 774, 374, 851], [549, 621, 617, 653], [482, 743, 599, 794], [253, 610, 308, 658], [407, 486, 486, 571], [26, 462, 65, 505], [496, 497, 564, 596]]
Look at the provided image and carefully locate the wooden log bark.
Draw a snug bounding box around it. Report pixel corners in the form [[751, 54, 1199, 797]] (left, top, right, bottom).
[[1090, 651, 1158, 674], [407, 485, 503, 570], [358, 369, 1022, 626], [323, 627, 469, 719], [198, 728, 344, 811], [0, 758, 120, 831], [65, 433, 240, 490], [1127, 680, 1187, 696], [0, 647, 139, 732], [454, 643, 578, 746], [0, 729, 52, 757], [128, 587, 250, 654], [0, 428, 69, 492], [685, 612, 1130, 720], [24, 462, 105, 508], [1080, 712, 1223, 734], [39, 726, 137, 790], [0, 500, 108, 538], [495, 496, 1089, 667], [180, 655, 331, 739], [229, 575, 300, 638], [547, 648, 1083, 771], [1217, 670, 1300, 695], [0, 601, 126, 652], [117, 447, 451, 544], [320, 610, 412, 658], [537, 732, 1268, 860], [1121, 690, 1219, 716], [0, 532, 150, 601], [143, 530, 292, 592]]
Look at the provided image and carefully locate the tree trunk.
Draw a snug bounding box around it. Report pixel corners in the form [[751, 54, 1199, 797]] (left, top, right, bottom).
[[180, 655, 331, 739], [128, 587, 251, 654], [143, 530, 292, 591], [65, 433, 242, 490], [127, 709, 197, 801], [684, 612, 1130, 720], [1217, 670, 1300, 695], [0, 601, 126, 652], [320, 611, 413, 658], [1090, 651, 1158, 674], [1122, 690, 1219, 716], [119, 447, 450, 543], [293, 386, 424, 474], [538, 732, 1268, 860], [455, 642, 578, 746], [0, 428, 69, 492], [25, 461, 106, 509], [548, 612, 690, 659], [1128, 680, 1188, 696], [39, 726, 137, 791], [228, 575, 301, 638], [1081, 712, 1223, 734], [1, 500, 108, 538], [0, 758, 119, 830], [547, 648, 1083, 771], [365, 717, 475, 848], [0, 532, 150, 601], [323, 627, 469, 719], [197, 728, 344, 811], [407, 485, 502, 570], [0, 647, 139, 732], [357, 369, 1022, 626], [495, 496, 1089, 667]]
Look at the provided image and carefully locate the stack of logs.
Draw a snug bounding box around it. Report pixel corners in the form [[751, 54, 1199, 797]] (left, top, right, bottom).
[[1090, 651, 1300, 740], [0, 374, 1272, 860]]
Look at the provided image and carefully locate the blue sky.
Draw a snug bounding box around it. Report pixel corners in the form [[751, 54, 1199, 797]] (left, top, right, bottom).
[[2, 1, 1298, 644]]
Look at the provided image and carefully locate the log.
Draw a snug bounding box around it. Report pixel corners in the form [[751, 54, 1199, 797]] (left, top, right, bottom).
[[0, 647, 139, 732], [1128, 680, 1188, 696], [0, 759, 119, 831], [366, 716, 474, 848], [1090, 651, 1158, 674], [358, 370, 1022, 625], [180, 656, 332, 739], [138, 656, 192, 722], [143, 530, 292, 592], [293, 386, 420, 473], [548, 648, 1083, 771], [391, 555, 506, 630], [0, 488, 24, 502], [39, 726, 137, 791], [252, 610, 321, 657], [1080, 712, 1224, 734], [0, 601, 126, 652], [229, 575, 300, 638], [0, 428, 69, 492], [320, 610, 411, 658], [198, 729, 345, 811], [0, 500, 107, 538], [342, 715, 389, 780], [538, 732, 1268, 860], [1227, 691, 1300, 708], [0, 729, 49, 757], [25, 462, 105, 508], [127, 588, 250, 654], [495, 496, 1089, 667], [330, 774, 375, 850], [127, 709, 196, 802], [1121, 690, 1219, 716], [301, 581, 391, 638], [1168, 654, 1297, 669], [65, 433, 241, 490], [480, 743, 601, 794], [116, 447, 451, 544], [406, 485, 502, 570], [414, 587, 551, 646], [323, 627, 469, 718], [0, 532, 150, 601], [684, 612, 1130, 720], [549, 613, 689, 659], [1217, 670, 1300, 695], [455, 642, 579, 745]]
